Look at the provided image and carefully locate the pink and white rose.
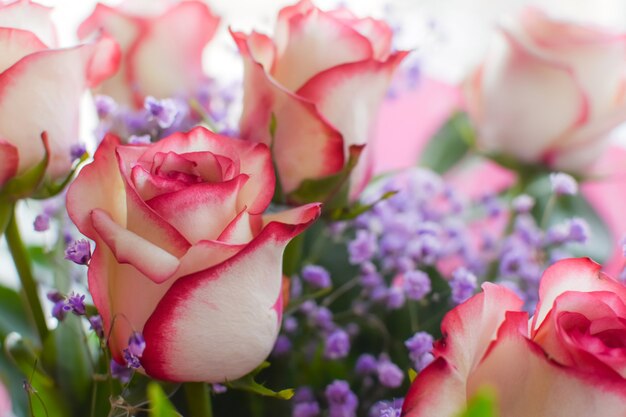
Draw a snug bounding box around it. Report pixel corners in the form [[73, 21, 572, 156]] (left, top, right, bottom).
[[465, 8, 626, 172], [0, 1, 120, 190], [403, 258, 626, 417], [78, 0, 219, 109], [66, 126, 320, 382], [232, 0, 407, 199]]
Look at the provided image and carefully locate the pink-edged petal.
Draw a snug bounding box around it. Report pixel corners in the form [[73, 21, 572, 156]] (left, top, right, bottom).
[[0, 139, 18, 187], [297, 52, 408, 197], [0, 36, 120, 179], [130, 164, 188, 201], [333, 14, 393, 60], [67, 135, 127, 239], [115, 146, 190, 256], [146, 175, 248, 244], [141, 203, 321, 382], [233, 31, 344, 194], [0, 0, 57, 47], [473, 26, 588, 164], [401, 357, 466, 417], [435, 283, 525, 378], [532, 258, 626, 333], [244, 31, 276, 72], [177, 151, 227, 183], [272, 6, 373, 90], [0, 27, 47, 73], [91, 208, 180, 284], [78, 3, 140, 107], [217, 209, 262, 245], [468, 311, 626, 417], [126, 1, 219, 106]]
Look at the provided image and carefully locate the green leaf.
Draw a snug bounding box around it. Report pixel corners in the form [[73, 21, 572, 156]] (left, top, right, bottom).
[[225, 362, 294, 400], [527, 175, 612, 263], [419, 112, 474, 174], [0, 133, 49, 201], [148, 382, 182, 417], [287, 145, 364, 209], [408, 368, 417, 383], [457, 387, 499, 417], [329, 190, 397, 221], [34, 151, 90, 199], [0, 201, 10, 237], [41, 315, 94, 414]]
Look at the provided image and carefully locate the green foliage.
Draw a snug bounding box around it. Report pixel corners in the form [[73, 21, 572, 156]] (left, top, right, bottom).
[[419, 112, 474, 174], [225, 362, 294, 400], [457, 388, 499, 417], [148, 383, 182, 417]]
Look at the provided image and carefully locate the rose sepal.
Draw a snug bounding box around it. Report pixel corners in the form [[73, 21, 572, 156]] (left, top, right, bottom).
[[224, 361, 294, 400], [0, 132, 50, 202]]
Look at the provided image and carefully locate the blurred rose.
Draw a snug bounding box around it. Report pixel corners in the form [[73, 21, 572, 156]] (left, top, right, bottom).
[[78, 0, 219, 108], [465, 8, 626, 173], [403, 258, 626, 417], [66, 126, 320, 382], [0, 2, 120, 191], [232, 0, 407, 200]]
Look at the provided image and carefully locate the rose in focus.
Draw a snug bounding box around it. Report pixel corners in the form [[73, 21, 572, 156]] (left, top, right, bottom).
[[465, 8, 626, 173], [78, 0, 219, 108], [66, 126, 320, 382], [232, 0, 407, 200], [0, 0, 120, 191], [403, 258, 626, 417]]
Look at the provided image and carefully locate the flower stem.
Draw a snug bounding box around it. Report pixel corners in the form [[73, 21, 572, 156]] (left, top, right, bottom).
[[184, 382, 212, 417], [5, 207, 49, 343]]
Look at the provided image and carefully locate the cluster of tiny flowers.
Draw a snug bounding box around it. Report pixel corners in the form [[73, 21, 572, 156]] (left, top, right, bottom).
[[94, 79, 239, 143], [405, 331, 434, 371], [111, 332, 146, 384], [46, 291, 86, 321]]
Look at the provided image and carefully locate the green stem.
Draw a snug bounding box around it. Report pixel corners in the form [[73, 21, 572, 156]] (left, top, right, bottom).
[[184, 382, 212, 417], [5, 207, 49, 343]]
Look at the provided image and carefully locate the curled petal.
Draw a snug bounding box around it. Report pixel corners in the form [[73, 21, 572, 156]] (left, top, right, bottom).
[[0, 0, 57, 47]]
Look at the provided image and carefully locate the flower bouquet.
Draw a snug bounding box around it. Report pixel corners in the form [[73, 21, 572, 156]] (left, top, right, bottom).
[[2, 1, 626, 416]]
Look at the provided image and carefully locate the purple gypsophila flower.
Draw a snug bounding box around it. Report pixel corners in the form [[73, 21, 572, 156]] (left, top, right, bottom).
[[33, 214, 50, 232], [403, 270, 431, 300], [355, 353, 378, 375], [550, 172, 578, 196], [144, 96, 179, 129], [65, 239, 91, 265], [63, 292, 86, 315], [110, 359, 133, 383], [386, 286, 406, 310], [212, 383, 227, 394], [567, 218, 590, 243], [89, 315, 104, 339], [95, 95, 117, 119], [348, 230, 378, 264], [293, 402, 320, 417], [450, 267, 477, 304], [325, 380, 358, 417], [377, 360, 404, 388], [405, 331, 434, 362], [70, 143, 87, 161], [302, 265, 332, 289], [123, 332, 145, 369], [272, 335, 292, 357], [511, 194, 535, 213], [128, 134, 152, 145], [47, 291, 66, 321], [325, 329, 350, 359]]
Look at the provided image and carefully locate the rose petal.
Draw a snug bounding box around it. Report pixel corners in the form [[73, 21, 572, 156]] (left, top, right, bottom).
[[0, 35, 120, 179], [0, 27, 47, 73], [468, 310, 626, 417], [233, 30, 345, 194], [0, 0, 57, 47], [130, 164, 189, 201], [532, 258, 626, 332], [0, 139, 18, 187], [141, 203, 321, 382], [272, 1, 373, 90]]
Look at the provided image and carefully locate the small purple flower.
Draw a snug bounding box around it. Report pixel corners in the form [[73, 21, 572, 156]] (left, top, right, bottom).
[[348, 230, 377, 264], [294, 386, 315, 403], [70, 143, 87, 161], [550, 172, 578, 196], [325, 380, 358, 417], [449, 267, 477, 304], [128, 331, 146, 358], [212, 383, 227, 394], [310, 306, 334, 331], [302, 265, 332, 289], [95, 95, 117, 119], [325, 329, 350, 360], [405, 331, 434, 362], [63, 292, 86, 316], [110, 359, 133, 383], [89, 315, 104, 339], [512, 194, 535, 213], [283, 316, 298, 333], [144, 96, 179, 129], [378, 406, 402, 417], [65, 239, 91, 265], [376, 360, 404, 388], [47, 291, 66, 321], [128, 134, 152, 145], [272, 335, 291, 357], [403, 270, 431, 300], [33, 214, 50, 232], [355, 354, 378, 375], [386, 286, 405, 310], [293, 402, 320, 417], [567, 218, 589, 243]]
